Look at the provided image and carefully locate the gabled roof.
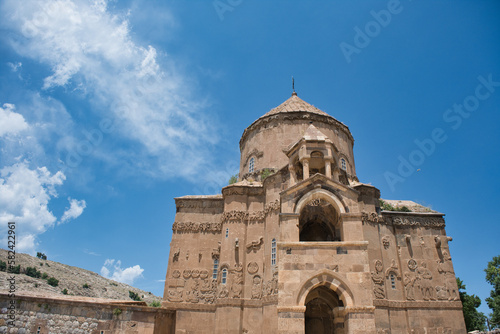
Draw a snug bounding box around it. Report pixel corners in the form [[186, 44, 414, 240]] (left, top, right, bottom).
[[302, 123, 328, 141], [260, 92, 330, 119]]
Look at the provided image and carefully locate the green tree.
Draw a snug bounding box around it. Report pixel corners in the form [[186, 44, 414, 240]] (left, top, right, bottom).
[[36, 252, 47, 260], [228, 174, 238, 185], [485, 255, 500, 329], [0, 260, 6, 272], [25, 266, 42, 278], [457, 278, 487, 331]]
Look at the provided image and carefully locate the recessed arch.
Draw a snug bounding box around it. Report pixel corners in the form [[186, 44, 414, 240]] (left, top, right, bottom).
[[295, 188, 346, 216], [296, 269, 354, 308]]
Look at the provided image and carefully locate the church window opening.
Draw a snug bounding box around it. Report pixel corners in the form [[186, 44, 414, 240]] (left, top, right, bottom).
[[299, 199, 339, 242], [341, 158, 347, 171], [249, 157, 255, 173], [221, 268, 228, 284], [271, 238, 277, 266], [305, 285, 343, 334], [390, 273, 396, 289], [37, 328, 41, 334], [225, 228, 229, 238], [213, 259, 219, 280]]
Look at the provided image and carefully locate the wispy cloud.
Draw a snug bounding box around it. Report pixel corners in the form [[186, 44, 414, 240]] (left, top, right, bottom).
[[101, 259, 144, 285], [60, 197, 86, 224], [2, 0, 219, 179]]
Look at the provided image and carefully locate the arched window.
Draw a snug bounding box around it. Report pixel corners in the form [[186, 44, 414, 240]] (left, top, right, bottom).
[[249, 157, 255, 173], [225, 228, 229, 238], [212, 258, 219, 280], [221, 268, 228, 284], [340, 158, 347, 171], [390, 273, 396, 289], [271, 238, 277, 266]]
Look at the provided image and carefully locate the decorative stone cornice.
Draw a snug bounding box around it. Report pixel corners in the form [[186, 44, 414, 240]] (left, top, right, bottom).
[[278, 241, 368, 249], [373, 299, 463, 309], [277, 306, 307, 313], [344, 306, 375, 313], [221, 200, 280, 224], [172, 221, 222, 233], [361, 212, 445, 228]]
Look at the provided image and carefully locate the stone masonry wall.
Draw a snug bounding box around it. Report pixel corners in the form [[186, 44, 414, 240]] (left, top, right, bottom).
[[0, 293, 175, 334]]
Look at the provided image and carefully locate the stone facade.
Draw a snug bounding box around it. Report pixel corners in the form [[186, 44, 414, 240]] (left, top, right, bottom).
[[162, 92, 467, 333]]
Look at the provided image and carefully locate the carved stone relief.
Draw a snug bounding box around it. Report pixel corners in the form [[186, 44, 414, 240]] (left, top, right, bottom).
[[251, 275, 262, 299], [385, 259, 400, 278], [361, 212, 445, 228], [417, 262, 434, 301], [172, 248, 180, 262], [212, 242, 221, 260], [247, 262, 259, 275], [382, 236, 390, 249], [172, 270, 181, 279], [246, 237, 264, 252], [404, 272, 417, 301], [408, 259, 418, 271], [371, 260, 386, 299], [221, 200, 280, 224], [230, 263, 244, 298], [172, 221, 222, 233], [264, 271, 279, 296], [437, 252, 459, 301]]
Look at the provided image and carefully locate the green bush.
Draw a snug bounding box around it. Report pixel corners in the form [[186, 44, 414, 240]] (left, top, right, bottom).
[[47, 277, 59, 287], [261, 168, 273, 181], [42, 273, 48, 279], [8, 265, 20, 274], [149, 300, 161, 307], [0, 260, 6, 272], [25, 266, 42, 278], [62, 288, 68, 295], [129, 291, 142, 301], [83, 283, 90, 289], [113, 308, 122, 316]]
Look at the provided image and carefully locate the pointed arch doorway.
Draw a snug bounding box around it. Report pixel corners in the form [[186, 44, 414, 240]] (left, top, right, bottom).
[[304, 286, 344, 334]]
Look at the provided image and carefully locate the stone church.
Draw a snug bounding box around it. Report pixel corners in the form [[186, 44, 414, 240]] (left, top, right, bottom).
[[162, 92, 466, 334]]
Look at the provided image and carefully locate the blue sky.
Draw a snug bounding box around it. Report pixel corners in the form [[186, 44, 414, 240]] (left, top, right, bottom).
[[0, 0, 498, 315]]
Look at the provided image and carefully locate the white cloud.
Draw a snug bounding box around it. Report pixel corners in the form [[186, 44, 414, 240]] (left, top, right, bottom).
[[2, 0, 219, 179], [0, 162, 85, 253], [0, 103, 29, 137], [100, 259, 144, 285], [60, 197, 86, 224]]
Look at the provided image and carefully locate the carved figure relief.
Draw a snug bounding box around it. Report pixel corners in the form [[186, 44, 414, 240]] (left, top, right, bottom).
[[382, 236, 390, 249], [246, 237, 264, 252], [172, 221, 222, 233], [371, 260, 386, 299], [437, 252, 459, 301], [199, 279, 217, 304], [218, 285, 229, 298], [184, 279, 199, 303], [247, 262, 259, 275], [251, 275, 262, 299], [264, 271, 279, 296], [230, 263, 244, 298], [404, 272, 417, 301], [417, 262, 434, 301]]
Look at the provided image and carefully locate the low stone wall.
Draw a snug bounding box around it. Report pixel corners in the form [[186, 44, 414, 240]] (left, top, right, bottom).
[[0, 293, 175, 334]]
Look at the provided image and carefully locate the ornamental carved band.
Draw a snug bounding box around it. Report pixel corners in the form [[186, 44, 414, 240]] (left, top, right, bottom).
[[361, 212, 445, 228], [172, 221, 222, 233], [221, 200, 280, 223]]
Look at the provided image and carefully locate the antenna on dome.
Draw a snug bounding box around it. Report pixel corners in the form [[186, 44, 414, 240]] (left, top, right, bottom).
[[292, 76, 297, 96]]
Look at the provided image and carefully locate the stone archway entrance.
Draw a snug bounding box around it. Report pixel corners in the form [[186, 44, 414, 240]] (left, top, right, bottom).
[[304, 285, 343, 334], [299, 199, 340, 241]]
